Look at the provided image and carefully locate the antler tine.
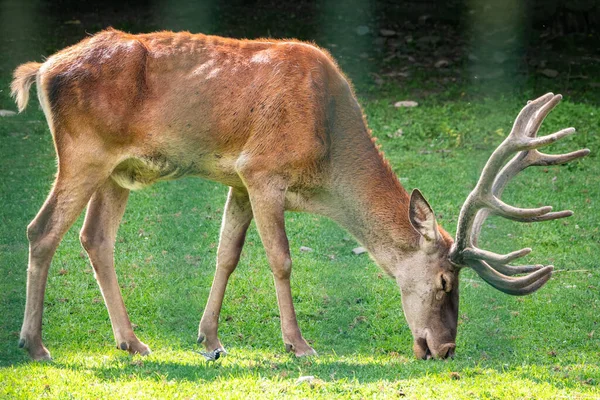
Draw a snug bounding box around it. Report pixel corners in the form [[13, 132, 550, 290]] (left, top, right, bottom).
[[466, 259, 553, 295], [470, 147, 589, 244], [451, 93, 589, 295]]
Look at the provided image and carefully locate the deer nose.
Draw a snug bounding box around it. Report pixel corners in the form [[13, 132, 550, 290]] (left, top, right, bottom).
[[438, 343, 456, 359]]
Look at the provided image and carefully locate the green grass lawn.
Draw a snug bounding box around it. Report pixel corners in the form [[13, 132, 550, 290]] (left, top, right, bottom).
[[0, 10, 599, 398], [1, 86, 598, 399]]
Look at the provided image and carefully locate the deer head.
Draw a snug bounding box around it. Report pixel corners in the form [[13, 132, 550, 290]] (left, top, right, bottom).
[[393, 189, 459, 359], [397, 93, 589, 359]]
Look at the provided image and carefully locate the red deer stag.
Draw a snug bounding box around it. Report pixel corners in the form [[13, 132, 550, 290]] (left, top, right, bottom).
[[11, 29, 588, 361]]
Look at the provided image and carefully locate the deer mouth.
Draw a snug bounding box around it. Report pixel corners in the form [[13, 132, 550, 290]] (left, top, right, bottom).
[[414, 337, 455, 360]]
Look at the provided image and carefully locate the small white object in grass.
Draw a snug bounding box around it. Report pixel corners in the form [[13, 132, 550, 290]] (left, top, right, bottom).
[[296, 375, 315, 384], [300, 246, 314, 252], [386, 128, 403, 138], [352, 247, 367, 255], [434, 59, 449, 68], [394, 101, 418, 108], [0, 110, 17, 117]]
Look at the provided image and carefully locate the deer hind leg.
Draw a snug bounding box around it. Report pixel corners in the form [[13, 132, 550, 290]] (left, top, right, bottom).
[[20, 151, 114, 361], [241, 173, 316, 357], [198, 187, 253, 359], [80, 178, 150, 356]]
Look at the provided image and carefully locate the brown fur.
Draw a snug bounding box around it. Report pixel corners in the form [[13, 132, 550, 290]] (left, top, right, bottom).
[[12, 29, 457, 360]]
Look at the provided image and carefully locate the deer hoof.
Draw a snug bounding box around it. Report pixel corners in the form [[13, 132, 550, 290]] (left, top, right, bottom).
[[19, 338, 52, 361], [137, 347, 152, 356], [285, 343, 317, 357], [129, 341, 151, 356], [296, 348, 318, 357], [31, 351, 52, 361], [118, 340, 151, 356], [29, 346, 52, 361]]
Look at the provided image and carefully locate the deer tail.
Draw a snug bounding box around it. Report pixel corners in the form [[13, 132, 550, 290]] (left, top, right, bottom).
[[11, 62, 42, 112]]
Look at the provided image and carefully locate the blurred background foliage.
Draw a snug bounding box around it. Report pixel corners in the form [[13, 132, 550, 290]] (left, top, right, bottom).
[[1, 0, 598, 107]]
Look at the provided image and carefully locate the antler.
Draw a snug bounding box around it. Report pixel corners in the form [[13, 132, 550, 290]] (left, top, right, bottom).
[[450, 93, 590, 295]]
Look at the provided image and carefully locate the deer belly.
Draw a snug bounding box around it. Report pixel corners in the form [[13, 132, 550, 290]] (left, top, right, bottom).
[[110, 154, 243, 190], [110, 156, 198, 190]]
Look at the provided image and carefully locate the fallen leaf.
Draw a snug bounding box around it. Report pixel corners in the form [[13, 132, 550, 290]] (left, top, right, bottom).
[[539, 69, 559, 78], [450, 372, 461, 380], [0, 110, 17, 117], [386, 128, 403, 138], [435, 59, 450, 68], [383, 71, 410, 78], [394, 100, 418, 108], [379, 29, 396, 37], [352, 247, 367, 255], [299, 246, 314, 252]]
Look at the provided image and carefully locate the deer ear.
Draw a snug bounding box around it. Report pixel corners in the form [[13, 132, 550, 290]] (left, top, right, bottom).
[[409, 189, 440, 242]]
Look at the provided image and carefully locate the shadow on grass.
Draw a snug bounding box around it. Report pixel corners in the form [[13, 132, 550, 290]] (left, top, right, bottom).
[[32, 354, 592, 394]]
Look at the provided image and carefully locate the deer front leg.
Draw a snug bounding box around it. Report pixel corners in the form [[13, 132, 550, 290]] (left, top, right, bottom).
[[80, 179, 150, 356], [244, 177, 316, 357], [198, 187, 253, 359]]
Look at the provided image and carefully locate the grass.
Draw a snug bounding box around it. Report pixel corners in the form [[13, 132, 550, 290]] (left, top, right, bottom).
[[1, 6, 599, 399]]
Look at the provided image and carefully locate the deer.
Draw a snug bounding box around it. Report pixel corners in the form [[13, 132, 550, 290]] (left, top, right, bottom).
[[11, 28, 588, 362]]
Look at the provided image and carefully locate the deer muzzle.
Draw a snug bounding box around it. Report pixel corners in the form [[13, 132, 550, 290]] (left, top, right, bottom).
[[414, 337, 456, 360]]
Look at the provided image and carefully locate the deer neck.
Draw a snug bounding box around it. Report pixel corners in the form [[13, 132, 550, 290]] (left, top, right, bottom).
[[323, 115, 420, 275]]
